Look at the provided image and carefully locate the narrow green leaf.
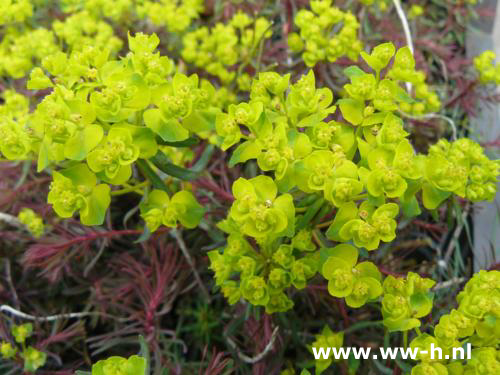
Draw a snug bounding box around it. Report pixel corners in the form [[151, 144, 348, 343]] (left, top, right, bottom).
[[158, 137, 199, 147], [343, 66, 365, 80], [138, 335, 150, 375], [136, 159, 170, 193], [150, 151, 199, 181]]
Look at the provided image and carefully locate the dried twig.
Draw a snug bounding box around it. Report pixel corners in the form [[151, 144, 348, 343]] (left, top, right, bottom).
[[392, 0, 414, 92], [171, 229, 211, 302], [226, 327, 279, 364], [0, 304, 129, 323]]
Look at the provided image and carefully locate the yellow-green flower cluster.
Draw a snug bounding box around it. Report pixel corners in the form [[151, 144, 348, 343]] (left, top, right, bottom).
[[409, 4, 424, 19], [1, 323, 47, 373], [321, 244, 382, 307], [52, 11, 123, 54], [410, 271, 500, 375], [310, 325, 344, 374], [339, 44, 440, 115], [287, 0, 362, 66], [0, 90, 32, 160], [60, 0, 134, 21], [18, 208, 45, 238], [0, 0, 33, 25], [182, 11, 272, 86], [381, 272, 435, 332], [473, 50, 500, 84], [0, 32, 208, 231], [137, 0, 204, 33], [211, 44, 499, 269], [423, 138, 499, 207], [209, 176, 318, 314], [90, 355, 146, 375], [359, 0, 390, 11], [0, 27, 58, 79]]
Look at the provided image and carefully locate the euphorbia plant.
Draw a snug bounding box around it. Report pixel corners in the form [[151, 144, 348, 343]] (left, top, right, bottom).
[[0, 1, 499, 374]]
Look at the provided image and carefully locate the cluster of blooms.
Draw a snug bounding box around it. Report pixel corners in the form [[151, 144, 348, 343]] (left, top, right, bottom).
[[18, 208, 45, 238], [209, 176, 317, 313], [409, 4, 425, 19], [310, 325, 344, 374], [209, 43, 499, 311], [287, 0, 363, 66], [424, 138, 499, 206], [410, 270, 499, 375], [0, 27, 58, 79], [0, 32, 213, 231], [1, 323, 46, 373], [382, 272, 435, 332], [137, 0, 204, 33], [321, 244, 382, 308], [182, 11, 273, 87], [0, 89, 31, 159], [473, 50, 500, 84], [341, 43, 441, 115], [52, 11, 123, 54], [59, 0, 135, 21], [0, 5, 126, 80], [0, 0, 33, 25], [359, 0, 390, 11], [90, 355, 146, 375]]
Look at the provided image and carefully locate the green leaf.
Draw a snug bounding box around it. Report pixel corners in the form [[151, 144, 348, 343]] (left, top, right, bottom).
[[229, 140, 262, 167], [135, 227, 152, 244], [172, 190, 205, 228], [143, 108, 189, 142], [150, 151, 199, 181], [343, 66, 366, 80], [296, 197, 325, 231], [410, 292, 434, 318], [401, 195, 421, 218], [338, 99, 364, 125], [136, 159, 170, 193], [394, 85, 416, 104], [80, 184, 111, 226], [64, 125, 104, 161], [191, 144, 215, 173], [158, 137, 199, 147], [138, 335, 150, 375], [422, 182, 451, 210], [37, 139, 50, 172], [326, 202, 358, 241]]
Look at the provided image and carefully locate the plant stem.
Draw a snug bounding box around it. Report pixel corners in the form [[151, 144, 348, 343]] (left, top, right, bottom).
[[111, 181, 150, 196]]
